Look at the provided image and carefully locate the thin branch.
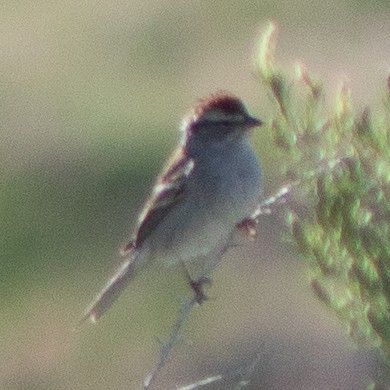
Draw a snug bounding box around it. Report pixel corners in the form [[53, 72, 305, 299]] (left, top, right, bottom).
[[142, 184, 288, 389], [143, 295, 198, 390], [175, 375, 224, 390], [252, 184, 292, 220], [142, 183, 293, 390], [232, 352, 263, 390], [174, 352, 263, 390], [252, 157, 343, 221]]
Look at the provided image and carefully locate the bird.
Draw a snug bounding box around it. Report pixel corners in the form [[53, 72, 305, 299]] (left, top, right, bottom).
[[82, 92, 263, 323]]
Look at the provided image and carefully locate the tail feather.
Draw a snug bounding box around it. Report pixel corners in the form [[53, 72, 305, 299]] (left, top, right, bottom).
[[81, 252, 139, 324]]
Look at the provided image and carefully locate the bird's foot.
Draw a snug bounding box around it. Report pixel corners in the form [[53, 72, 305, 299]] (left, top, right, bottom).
[[189, 276, 211, 304]]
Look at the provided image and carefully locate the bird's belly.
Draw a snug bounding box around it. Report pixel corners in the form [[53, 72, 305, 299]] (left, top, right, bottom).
[[149, 167, 261, 265], [145, 139, 262, 265]]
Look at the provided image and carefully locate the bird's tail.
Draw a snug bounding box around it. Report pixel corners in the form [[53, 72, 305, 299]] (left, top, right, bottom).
[[80, 249, 141, 324]]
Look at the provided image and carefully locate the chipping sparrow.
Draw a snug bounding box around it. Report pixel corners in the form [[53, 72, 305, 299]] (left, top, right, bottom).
[[82, 92, 263, 323]]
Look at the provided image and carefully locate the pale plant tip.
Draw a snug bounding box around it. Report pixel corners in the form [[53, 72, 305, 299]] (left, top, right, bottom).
[[336, 82, 352, 120], [284, 211, 295, 225], [295, 62, 306, 82], [255, 20, 278, 79], [296, 62, 312, 87]]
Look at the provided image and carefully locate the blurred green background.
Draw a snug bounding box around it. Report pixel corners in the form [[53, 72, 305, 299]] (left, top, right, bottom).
[[2, 1, 390, 389]]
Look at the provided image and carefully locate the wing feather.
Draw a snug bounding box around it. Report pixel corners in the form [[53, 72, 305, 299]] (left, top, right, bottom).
[[125, 148, 194, 250]]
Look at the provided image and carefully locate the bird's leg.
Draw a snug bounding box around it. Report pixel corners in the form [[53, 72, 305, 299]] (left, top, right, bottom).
[[179, 261, 210, 304]]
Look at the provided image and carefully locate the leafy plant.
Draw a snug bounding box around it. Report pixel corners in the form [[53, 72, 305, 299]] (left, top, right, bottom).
[[255, 22, 390, 365]]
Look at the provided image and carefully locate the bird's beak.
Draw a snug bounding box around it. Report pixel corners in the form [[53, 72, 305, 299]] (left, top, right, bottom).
[[246, 116, 263, 128], [244, 116, 263, 135]]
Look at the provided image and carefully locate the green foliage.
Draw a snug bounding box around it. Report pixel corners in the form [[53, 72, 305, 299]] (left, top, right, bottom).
[[256, 23, 390, 362]]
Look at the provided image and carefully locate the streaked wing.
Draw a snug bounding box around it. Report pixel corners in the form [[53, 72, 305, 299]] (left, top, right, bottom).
[[82, 149, 194, 323], [132, 148, 194, 248]]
